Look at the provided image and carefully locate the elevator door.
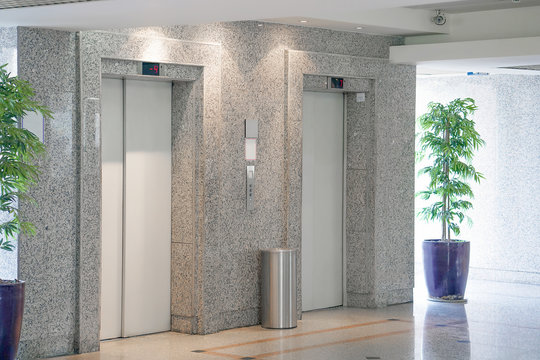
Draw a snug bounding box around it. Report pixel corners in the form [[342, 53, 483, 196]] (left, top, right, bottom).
[[101, 78, 172, 339], [301, 91, 344, 312]]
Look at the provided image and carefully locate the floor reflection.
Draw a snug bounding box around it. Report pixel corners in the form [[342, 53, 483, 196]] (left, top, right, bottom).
[[50, 279, 540, 360], [422, 302, 470, 360]]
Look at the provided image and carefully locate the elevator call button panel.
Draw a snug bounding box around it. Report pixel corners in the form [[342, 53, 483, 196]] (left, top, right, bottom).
[[247, 166, 255, 211]]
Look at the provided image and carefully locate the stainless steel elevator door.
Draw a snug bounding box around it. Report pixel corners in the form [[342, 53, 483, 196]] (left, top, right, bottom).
[[101, 78, 171, 339], [301, 91, 344, 312]]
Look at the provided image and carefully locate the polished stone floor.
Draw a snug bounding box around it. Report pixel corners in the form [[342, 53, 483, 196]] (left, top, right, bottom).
[[52, 278, 540, 360]]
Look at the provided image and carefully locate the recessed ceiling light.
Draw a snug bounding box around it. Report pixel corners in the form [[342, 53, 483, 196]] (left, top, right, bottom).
[[356, 26, 363, 30], [300, 20, 308, 23], [258, 23, 263, 27]]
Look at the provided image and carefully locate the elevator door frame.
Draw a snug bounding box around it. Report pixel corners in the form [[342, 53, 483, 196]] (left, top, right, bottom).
[[301, 90, 348, 311]]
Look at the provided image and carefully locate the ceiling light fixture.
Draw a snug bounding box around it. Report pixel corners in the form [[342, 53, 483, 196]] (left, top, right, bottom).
[[356, 26, 363, 30], [300, 20, 308, 23]]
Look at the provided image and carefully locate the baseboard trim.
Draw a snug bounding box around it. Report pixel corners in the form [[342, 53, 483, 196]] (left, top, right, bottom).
[[469, 267, 540, 285]]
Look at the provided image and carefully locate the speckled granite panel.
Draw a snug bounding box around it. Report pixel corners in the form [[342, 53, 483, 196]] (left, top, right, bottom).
[[101, 58, 202, 80], [202, 243, 262, 317], [348, 288, 412, 308], [171, 79, 202, 245], [17, 28, 80, 359], [346, 89, 375, 170], [343, 78, 373, 93], [346, 170, 374, 234], [180, 22, 296, 334], [303, 74, 373, 93], [344, 90, 377, 304], [171, 315, 198, 334], [17, 22, 413, 356], [372, 64, 415, 297], [0, 27, 18, 280], [171, 243, 194, 317], [79, 29, 222, 342], [374, 288, 413, 307], [303, 74, 329, 91], [286, 50, 415, 310], [115, 21, 403, 59], [346, 231, 374, 295], [200, 307, 260, 335], [18, 336, 77, 360], [100, 26, 404, 323], [78, 97, 101, 354], [347, 292, 376, 308], [416, 75, 540, 285], [344, 90, 377, 306]]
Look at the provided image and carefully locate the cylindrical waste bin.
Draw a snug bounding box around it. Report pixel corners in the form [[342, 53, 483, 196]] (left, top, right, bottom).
[[261, 248, 297, 329]]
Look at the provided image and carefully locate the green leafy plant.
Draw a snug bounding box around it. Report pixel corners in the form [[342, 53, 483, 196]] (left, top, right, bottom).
[[416, 98, 485, 242], [0, 64, 50, 252]]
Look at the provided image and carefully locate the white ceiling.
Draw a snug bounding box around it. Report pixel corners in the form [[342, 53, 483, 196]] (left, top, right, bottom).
[[262, 16, 435, 36], [0, 0, 536, 38], [408, 0, 540, 13], [1, 0, 540, 74], [0, 0, 497, 31]]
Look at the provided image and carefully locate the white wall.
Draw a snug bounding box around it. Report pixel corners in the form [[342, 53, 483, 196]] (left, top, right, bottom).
[[416, 74, 540, 285]]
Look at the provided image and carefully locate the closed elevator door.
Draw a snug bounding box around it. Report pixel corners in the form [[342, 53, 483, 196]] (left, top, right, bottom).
[[101, 78, 172, 339], [302, 91, 344, 312]]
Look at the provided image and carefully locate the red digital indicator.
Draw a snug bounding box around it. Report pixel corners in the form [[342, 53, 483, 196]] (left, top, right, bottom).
[[142, 62, 160, 76], [330, 77, 344, 89]]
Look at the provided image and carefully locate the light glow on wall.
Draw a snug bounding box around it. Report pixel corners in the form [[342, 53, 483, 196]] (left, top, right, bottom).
[[128, 28, 171, 63]]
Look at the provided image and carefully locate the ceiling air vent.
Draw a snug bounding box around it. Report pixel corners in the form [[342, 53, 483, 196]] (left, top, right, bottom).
[[0, 0, 103, 10]]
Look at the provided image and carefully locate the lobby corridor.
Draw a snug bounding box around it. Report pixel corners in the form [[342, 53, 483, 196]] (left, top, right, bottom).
[[52, 279, 540, 360]]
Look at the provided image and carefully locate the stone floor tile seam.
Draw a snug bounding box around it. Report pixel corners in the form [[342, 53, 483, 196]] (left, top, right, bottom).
[[196, 322, 416, 360], [236, 328, 412, 360], [198, 318, 396, 352]]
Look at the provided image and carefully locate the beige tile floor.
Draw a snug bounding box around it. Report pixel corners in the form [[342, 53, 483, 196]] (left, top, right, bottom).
[[51, 278, 540, 360]]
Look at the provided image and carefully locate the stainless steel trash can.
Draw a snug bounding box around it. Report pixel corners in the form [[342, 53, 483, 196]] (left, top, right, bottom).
[[261, 248, 297, 329]]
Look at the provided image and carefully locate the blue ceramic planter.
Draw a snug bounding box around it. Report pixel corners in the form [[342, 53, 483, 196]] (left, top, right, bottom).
[[423, 240, 470, 301], [0, 281, 25, 360]]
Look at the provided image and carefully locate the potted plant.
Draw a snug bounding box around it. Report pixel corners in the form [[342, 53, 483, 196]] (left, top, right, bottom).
[[1, 64, 50, 359], [416, 98, 485, 302]]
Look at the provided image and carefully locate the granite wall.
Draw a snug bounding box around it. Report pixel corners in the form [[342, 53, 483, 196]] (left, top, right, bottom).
[[0, 27, 18, 280], [101, 57, 208, 334], [81, 32, 222, 348], [17, 27, 80, 358], [15, 21, 415, 358], [285, 50, 415, 310], [416, 75, 540, 285]]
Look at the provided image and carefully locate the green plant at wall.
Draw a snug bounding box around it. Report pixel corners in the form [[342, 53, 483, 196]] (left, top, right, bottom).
[[0, 64, 49, 252], [416, 98, 485, 242]]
